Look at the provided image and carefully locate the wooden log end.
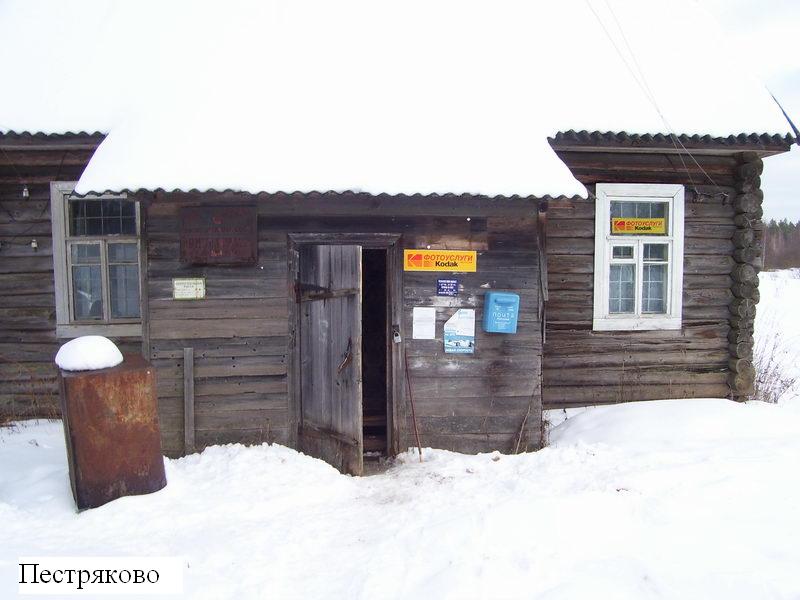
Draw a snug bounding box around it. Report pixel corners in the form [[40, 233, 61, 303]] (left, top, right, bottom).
[[736, 158, 764, 180], [727, 328, 754, 345], [732, 228, 756, 249], [733, 249, 762, 268], [731, 263, 757, 283], [738, 176, 762, 193], [730, 282, 759, 300], [733, 191, 763, 214], [728, 357, 755, 377], [728, 316, 755, 332], [729, 342, 754, 359], [728, 372, 755, 397], [734, 214, 761, 228], [729, 298, 757, 319]]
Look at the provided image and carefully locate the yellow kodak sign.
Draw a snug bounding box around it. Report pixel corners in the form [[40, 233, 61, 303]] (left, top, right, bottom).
[[612, 217, 666, 234], [404, 250, 477, 272]]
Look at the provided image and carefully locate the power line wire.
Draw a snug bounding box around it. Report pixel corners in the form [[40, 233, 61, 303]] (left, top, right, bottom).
[[585, 0, 726, 193]]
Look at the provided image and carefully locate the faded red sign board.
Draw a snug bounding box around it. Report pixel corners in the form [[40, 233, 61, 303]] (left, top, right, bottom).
[[180, 205, 258, 265]]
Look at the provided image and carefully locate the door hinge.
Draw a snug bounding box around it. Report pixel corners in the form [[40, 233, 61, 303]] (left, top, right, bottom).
[[295, 282, 359, 303]]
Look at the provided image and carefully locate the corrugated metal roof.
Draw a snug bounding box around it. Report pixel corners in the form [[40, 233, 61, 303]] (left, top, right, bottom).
[[3, 129, 792, 196], [0, 131, 105, 151], [73, 188, 579, 202], [3, 129, 792, 148], [0, 131, 105, 140], [549, 130, 795, 152]]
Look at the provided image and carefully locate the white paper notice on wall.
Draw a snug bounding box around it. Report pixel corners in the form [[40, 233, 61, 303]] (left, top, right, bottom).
[[412, 307, 437, 339], [172, 277, 206, 300]]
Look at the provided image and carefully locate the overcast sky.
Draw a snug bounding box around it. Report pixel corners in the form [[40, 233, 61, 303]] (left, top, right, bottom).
[[699, 0, 799, 221]]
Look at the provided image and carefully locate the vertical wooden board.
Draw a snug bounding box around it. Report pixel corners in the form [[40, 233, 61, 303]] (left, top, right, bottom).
[[329, 247, 341, 440], [330, 248, 361, 446], [386, 241, 404, 456], [183, 347, 195, 454], [297, 244, 363, 475]]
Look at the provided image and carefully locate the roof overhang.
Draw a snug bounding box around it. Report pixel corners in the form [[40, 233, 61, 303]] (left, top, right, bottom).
[[549, 130, 795, 157], [0, 131, 105, 152]]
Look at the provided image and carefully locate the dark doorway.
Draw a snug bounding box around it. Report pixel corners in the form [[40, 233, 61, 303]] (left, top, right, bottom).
[[361, 249, 388, 457]]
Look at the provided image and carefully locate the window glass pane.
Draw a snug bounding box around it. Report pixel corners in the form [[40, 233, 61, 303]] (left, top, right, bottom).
[[72, 265, 103, 320], [108, 242, 138, 263], [643, 263, 668, 313], [70, 200, 100, 236], [610, 201, 629, 218], [610, 201, 668, 219], [71, 243, 100, 264], [610, 201, 669, 236], [103, 201, 122, 235], [609, 264, 635, 314], [643, 243, 668, 262], [69, 199, 136, 236], [110, 264, 141, 318], [612, 246, 634, 260]]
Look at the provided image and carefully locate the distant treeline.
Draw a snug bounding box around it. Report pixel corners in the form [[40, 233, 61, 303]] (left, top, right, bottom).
[[764, 219, 800, 269]]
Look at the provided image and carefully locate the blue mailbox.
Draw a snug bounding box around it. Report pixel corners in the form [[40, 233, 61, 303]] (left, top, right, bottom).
[[482, 292, 520, 334]]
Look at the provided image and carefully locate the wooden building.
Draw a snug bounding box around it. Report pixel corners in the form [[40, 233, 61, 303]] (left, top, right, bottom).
[[0, 130, 793, 474], [2, 0, 797, 475]]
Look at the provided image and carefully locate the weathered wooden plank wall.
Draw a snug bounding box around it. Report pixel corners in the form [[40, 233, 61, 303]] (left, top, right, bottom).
[[142, 193, 542, 456], [145, 200, 289, 456], [0, 134, 140, 421], [401, 214, 542, 454], [544, 149, 748, 409]]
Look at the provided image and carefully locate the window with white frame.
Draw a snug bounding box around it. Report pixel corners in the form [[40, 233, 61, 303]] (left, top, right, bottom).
[[593, 183, 684, 331], [50, 182, 143, 337]]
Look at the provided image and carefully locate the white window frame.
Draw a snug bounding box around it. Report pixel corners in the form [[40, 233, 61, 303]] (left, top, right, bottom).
[[593, 183, 684, 331], [51, 181, 143, 338]]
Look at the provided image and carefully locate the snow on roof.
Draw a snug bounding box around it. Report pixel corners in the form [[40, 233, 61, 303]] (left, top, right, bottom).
[[0, 0, 790, 198]]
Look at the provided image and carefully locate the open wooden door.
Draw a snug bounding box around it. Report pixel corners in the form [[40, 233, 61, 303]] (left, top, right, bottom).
[[296, 244, 363, 475]]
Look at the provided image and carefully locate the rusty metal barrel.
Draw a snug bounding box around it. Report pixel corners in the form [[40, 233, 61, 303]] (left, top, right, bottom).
[[58, 354, 167, 510]]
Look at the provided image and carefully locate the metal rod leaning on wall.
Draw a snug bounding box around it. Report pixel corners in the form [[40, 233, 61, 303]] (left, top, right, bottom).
[[403, 349, 423, 462]]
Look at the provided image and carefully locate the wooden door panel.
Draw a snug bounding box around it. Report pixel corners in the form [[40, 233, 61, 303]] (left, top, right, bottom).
[[297, 245, 363, 475]]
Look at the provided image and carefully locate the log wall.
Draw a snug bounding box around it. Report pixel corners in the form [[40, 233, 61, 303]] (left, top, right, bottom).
[[544, 149, 762, 409], [728, 153, 764, 396], [0, 134, 140, 421], [142, 193, 542, 456], [4, 133, 783, 443]]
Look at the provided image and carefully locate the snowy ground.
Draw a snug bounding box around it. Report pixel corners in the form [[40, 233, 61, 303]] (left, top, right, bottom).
[[2, 271, 800, 599]]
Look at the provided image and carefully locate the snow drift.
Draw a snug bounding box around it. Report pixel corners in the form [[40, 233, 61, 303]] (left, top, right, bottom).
[[3, 397, 800, 599], [3, 270, 800, 598]]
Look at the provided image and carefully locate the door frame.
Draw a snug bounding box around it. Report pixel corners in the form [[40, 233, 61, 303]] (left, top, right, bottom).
[[287, 233, 403, 457]]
